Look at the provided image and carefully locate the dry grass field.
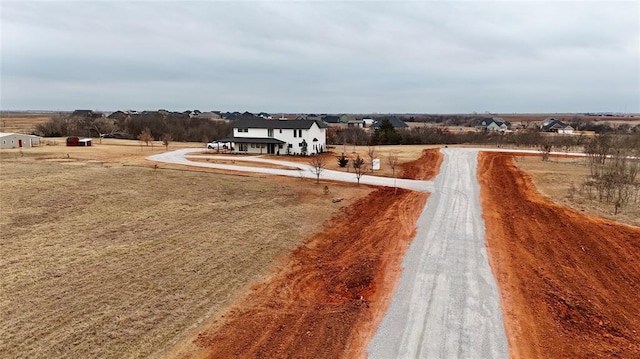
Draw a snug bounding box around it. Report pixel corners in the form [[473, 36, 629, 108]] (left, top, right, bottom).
[[514, 155, 640, 227], [0, 112, 57, 134], [0, 142, 373, 358]]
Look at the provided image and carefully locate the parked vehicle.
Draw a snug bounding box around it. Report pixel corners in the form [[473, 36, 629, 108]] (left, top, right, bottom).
[[207, 141, 231, 150]]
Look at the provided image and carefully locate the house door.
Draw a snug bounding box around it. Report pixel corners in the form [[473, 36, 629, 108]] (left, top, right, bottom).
[[267, 144, 275, 154], [18, 139, 22, 148]]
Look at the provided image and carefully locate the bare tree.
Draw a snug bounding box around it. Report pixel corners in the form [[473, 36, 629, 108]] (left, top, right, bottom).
[[539, 142, 552, 161], [367, 146, 377, 172], [352, 155, 366, 184], [387, 151, 399, 178], [161, 133, 172, 151], [309, 155, 326, 184], [138, 127, 153, 149]]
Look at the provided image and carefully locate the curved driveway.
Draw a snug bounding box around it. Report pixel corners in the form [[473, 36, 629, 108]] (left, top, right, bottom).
[[148, 148, 507, 358], [148, 148, 434, 192]]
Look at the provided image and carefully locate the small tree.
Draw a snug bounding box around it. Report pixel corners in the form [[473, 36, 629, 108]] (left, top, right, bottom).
[[352, 155, 366, 184], [367, 146, 377, 172], [387, 151, 399, 178], [202, 134, 209, 149], [138, 127, 153, 149], [161, 133, 172, 151], [539, 142, 552, 161], [309, 155, 326, 184], [337, 153, 349, 168]]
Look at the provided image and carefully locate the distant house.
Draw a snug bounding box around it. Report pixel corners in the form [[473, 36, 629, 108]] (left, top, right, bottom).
[[347, 120, 365, 128], [540, 118, 574, 134], [219, 118, 328, 155], [194, 111, 222, 120], [371, 117, 409, 129], [362, 118, 374, 127], [476, 118, 508, 132], [107, 111, 128, 120], [322, 115, 341, 124], [71, 110, 102, 118], [0, 132, 41, 149]]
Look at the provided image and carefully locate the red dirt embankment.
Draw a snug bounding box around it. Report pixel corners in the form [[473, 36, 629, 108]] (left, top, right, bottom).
[[400, 148, 443, 180], [478, 153, 640, 358], [186, 188, 427, 359]]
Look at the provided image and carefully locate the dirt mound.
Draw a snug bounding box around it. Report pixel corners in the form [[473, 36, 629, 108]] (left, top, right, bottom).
[[400, 148, 443, 180], [478, 152, 640, 358], [176, 188, 428, 359]]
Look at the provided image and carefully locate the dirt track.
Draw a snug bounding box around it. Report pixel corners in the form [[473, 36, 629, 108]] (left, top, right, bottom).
[[478, 153, 640, 358]]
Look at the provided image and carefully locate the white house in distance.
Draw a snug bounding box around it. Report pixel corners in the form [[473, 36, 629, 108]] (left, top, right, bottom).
[[220, 118, 328, 155], [0, 132, 41, 149]]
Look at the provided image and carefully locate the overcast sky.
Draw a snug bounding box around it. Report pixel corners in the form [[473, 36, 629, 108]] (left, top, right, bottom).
[[1, 1, 639, 113]]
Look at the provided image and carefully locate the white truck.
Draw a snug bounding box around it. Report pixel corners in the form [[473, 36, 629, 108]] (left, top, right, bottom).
[[207, 141, 231, 150]]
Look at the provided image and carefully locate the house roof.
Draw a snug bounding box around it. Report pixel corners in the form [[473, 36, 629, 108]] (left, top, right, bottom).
[[541, 119, 568, 131], [476, 117, 506, 127], [0, 132, 39, 138], [372, 117, 409, 128], [219, 136, 286, 144], [322, 115, 341, 123], [234, 118, 328, 130]]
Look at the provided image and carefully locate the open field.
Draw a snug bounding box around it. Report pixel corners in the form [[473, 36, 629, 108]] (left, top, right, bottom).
[[479, 153, 640, 358], [0, 112, 58, 134], [514, 155, 639, 227], [0, 143, 374, 358], [3, 127, 638, 358]]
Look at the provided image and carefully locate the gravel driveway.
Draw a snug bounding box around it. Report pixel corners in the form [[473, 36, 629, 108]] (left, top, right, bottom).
[[148, 148, 435, 192], [368, 148, 508, 358]]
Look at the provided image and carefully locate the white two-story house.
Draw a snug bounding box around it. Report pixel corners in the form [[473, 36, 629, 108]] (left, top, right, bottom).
[[220, 118, 328, 155]]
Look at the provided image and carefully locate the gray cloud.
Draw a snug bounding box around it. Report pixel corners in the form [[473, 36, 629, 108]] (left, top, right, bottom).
[[1, 1, 638, 113]]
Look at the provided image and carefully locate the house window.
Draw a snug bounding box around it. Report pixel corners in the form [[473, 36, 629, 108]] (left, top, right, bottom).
[[288, 144, 293, 148], [237, 128, 248, 133], [278, 144, 283, 149], [298, 129, 302, 137], [293, 129, 297, 138], [239, 143, 248, 151], [268, 129, 274, 137]]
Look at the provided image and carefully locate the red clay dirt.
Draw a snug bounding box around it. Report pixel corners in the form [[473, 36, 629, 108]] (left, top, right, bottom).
[[478, 152, 640, 359], [400, 148, 443, 180], [177, 188, 428, 359], [162, 151, 443, 359]]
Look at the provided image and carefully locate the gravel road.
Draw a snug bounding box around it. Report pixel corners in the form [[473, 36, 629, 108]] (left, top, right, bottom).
[[367, 148, 508, 358]]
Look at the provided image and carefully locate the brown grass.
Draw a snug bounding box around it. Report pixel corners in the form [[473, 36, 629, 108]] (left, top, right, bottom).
[[0, 143, 372, 358], [514, 155, 639, 227], [0, 112, 55, 134]]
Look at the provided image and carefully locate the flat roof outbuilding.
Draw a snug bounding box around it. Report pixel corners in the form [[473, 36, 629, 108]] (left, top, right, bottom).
[[0, 132, 41, 149]]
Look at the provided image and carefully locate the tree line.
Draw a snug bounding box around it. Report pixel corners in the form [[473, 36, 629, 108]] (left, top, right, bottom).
[[35, 112, 233, 143]]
